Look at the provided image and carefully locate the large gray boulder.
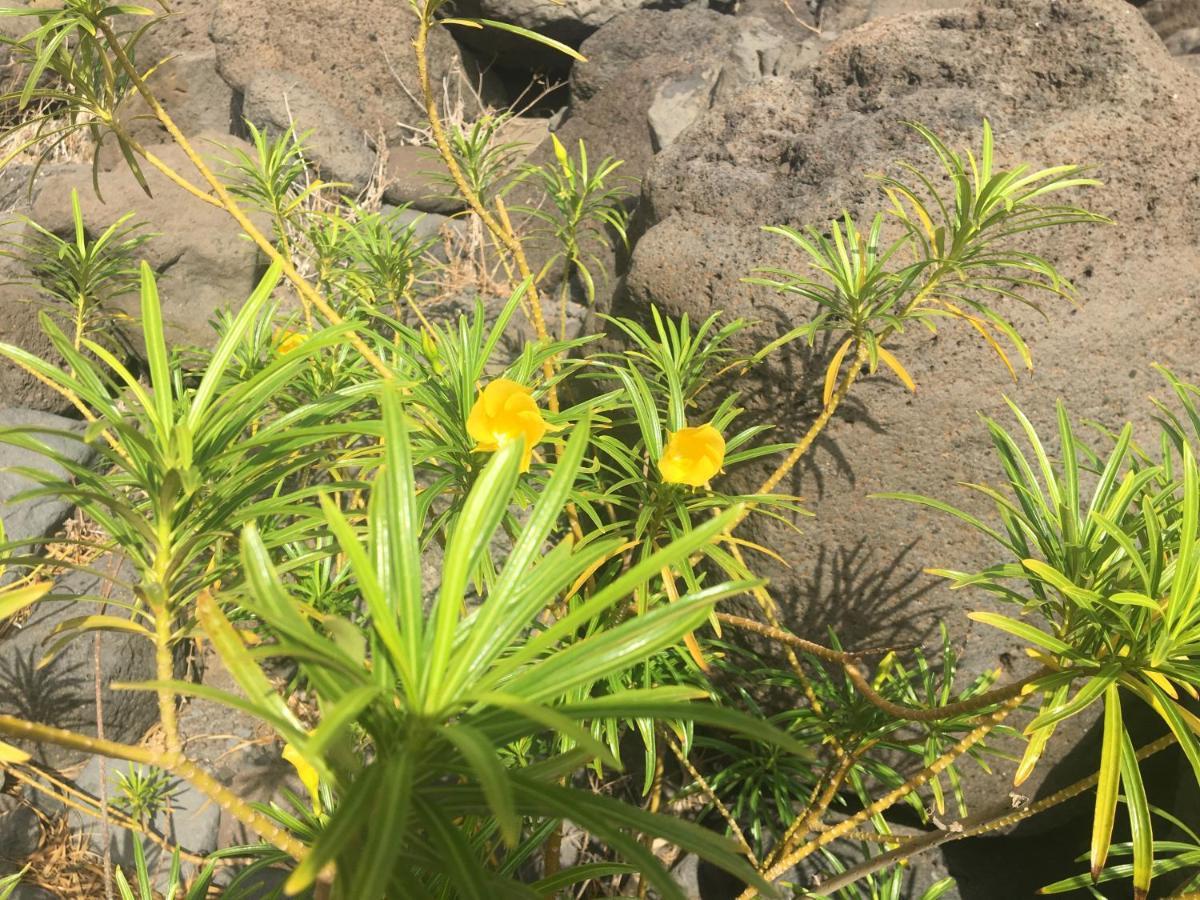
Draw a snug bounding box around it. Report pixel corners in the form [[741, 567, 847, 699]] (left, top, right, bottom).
[[32, 134, 269, 351], [241, 70, 376, 195], [622, 0, 1200, 823], [0, 408, 96, 550], [559, 7, 803, 183], [211, 0, 491, 145], [447, 0, 691, 66], [103, 51, 237, 156]]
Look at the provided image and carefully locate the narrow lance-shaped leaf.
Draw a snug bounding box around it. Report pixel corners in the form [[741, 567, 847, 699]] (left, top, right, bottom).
[[1090, 683, 1123, 882]]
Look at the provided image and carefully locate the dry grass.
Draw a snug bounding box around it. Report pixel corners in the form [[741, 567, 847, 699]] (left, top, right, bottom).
[[9, 812, 109, 899]]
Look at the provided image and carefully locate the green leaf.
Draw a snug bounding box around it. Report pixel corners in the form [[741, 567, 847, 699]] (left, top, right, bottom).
[[967, 611, 1071, 655], [137, 262, 174, 438], [425, 438, 522, 711], [1119, 726, 1153, 900], [1090, 684, 1122, 881], [439, 17, 585, 61], [531, 863, 638, 894], [439, 723, 519, 845], [1026, 668, 1116, 733], [186, 262, 283, 430]]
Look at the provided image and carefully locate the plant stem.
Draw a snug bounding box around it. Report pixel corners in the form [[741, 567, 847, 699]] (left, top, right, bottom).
[[816, 733, 1179, 896], [152, 607, 181, 755], [739, 695, 1022, 898], [665, 733, 757, 863], [843, 662, 1050, 722], [411, 10, 560, 411], [0, 715, 308, 861], [765, 747, 861, 869]]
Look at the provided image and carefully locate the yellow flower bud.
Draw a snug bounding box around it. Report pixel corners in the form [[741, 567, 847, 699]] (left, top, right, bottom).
[[659, 424, 725, 487], [466, 378, 547, 473], [276, 328, 307, 355]]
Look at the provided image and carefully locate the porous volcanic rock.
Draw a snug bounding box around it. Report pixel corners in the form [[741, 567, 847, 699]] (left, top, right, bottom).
[[0, 219, 74, 414], [0, 556, 157, 770], [623, 0, 1200, 824], [241, 70, 376, 194], [211, 0, 487, 145], [446, 0, 691, 67], [558, 7, 801, 183]]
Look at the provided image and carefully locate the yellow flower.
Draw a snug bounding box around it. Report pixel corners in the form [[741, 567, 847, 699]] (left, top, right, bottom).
[[276, 328, 307, 355], [659, 424, 725, 487], [281, 743, 322, 815], [466, 378, 547, 473]]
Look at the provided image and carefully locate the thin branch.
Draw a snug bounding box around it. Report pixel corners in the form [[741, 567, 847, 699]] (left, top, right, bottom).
[[95, 19, 394, 382], [0, 715, 308, 862], [740, 695, 1023, 899], [843, 662, 1051, 723], [665, 732, 758, 864], [815, 733, 1179, 896]]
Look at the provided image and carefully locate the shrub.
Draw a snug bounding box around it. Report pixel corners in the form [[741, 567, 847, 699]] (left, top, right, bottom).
[[0, 3, 1193, 900]]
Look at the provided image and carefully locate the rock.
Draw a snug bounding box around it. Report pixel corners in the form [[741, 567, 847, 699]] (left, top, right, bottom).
[[64, 754, 221, 879], [554, 8, 796, 186], [7, 886, 55, 900], [101, 52, 236, 157], [0, 793, 39, 863], [1165, 25, 1200, 55], [0, 408, 96, 550], [134, 0, 220, 61], [32, 134, 270, 351], [1140, 0, 1200, 48], [505, 7, 798, 309], [623, 0, 1200, 828], [649, 67, 720, 153], [735, 0, 821, 41], [384, 206, 461, 246], [211, 0, 489, 145], [816, 0, 966, 30], [382, 144, 461, 213], [241, 70, 376, 195], [447, 0, 691, 68], [0, 221, 75, 415], [0, 555, 158, 769]]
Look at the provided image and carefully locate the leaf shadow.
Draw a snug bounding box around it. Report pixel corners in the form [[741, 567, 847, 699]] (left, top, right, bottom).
[[777, 538, 946, 652]]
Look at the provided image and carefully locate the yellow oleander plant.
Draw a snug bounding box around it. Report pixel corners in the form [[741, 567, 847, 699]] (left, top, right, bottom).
[[0, 3, 1194, 900]]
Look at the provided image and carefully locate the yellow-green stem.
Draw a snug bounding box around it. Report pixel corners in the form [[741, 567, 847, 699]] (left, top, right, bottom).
[[666, 733, 757, 863], [740, 696, 1021, 898], [412, 12, 560, 411], [153, 607, 180, 755], [765, 747, 860, 870]]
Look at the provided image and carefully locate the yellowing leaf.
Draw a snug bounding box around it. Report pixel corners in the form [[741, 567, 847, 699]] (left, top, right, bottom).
[[1146, 670, 1178, 700], [0, 739, 30, 764], [0, 581, 50, 623], [943, 302, 1017, 381], [876, 346, 916, 393], [823, 338, 853, 407]]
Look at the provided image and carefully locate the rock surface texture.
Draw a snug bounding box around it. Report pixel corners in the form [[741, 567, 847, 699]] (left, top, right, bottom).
[[0, 556, 157, 770], [211, 0, 483, 145], [32, 135, 268, 351], [448, 0, 692, 65], [623, 0, 1200, 830], [0, 409, 96, 550]]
